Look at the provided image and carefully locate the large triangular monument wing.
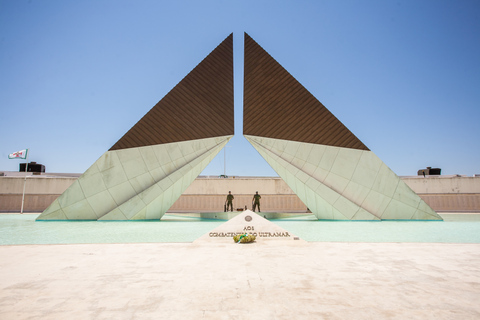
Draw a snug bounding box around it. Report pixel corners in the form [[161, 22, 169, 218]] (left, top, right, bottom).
[[243, 33, 441, 220], [37, 34, 234, 221]]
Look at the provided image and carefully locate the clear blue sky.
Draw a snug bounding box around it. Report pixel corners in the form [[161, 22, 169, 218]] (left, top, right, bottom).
[[1, 0, 479, 177]]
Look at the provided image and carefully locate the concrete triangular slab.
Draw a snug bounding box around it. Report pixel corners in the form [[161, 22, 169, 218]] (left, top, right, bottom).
[[100, 138, 229, 220], [194, 210, 307, 244], [111, 34, 234, 150], [243, 33, 441, 221], [247, 135, 441, 220], [243, 33, 368, 150], [37, 34, 234, 221]]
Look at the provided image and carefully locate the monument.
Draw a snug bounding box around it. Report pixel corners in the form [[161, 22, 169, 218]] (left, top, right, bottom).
[[36, 33, 441, 221]]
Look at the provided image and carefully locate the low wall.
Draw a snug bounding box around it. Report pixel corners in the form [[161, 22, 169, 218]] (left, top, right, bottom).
[[169, 194, 307, 213], [402, 176, 480, 194], [402, 176, 480, 212], [0, 176, 77, 212], [1, 174, 479, 213]]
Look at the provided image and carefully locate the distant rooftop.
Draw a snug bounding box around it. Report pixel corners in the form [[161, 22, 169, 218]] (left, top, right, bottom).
[[0, 172, 478, 179]]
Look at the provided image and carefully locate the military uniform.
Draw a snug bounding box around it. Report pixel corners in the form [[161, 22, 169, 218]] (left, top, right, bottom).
[[252, 192, 261, 212], [226, 193, 234, 212]]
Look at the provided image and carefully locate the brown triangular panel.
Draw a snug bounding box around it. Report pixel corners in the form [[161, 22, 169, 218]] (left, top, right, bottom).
[[110, 34, 234, 150], [243, 33, 368, 150]]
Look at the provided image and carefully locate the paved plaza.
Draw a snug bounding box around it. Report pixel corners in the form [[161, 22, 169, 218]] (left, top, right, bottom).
[[1, 241, 479, 319]]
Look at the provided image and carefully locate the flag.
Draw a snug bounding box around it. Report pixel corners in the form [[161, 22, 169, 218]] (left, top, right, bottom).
[[8, 149, 28, 159]]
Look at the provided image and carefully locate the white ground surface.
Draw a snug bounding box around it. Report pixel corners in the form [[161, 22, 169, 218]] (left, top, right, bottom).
[[1, 242, 479, 319]]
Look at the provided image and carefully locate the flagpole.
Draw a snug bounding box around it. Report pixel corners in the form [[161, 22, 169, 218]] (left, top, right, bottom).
[[20, 149, 29, 214]]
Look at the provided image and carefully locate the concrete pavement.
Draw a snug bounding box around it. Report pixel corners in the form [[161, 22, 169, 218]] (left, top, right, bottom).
[[1, 242, 479, 319]]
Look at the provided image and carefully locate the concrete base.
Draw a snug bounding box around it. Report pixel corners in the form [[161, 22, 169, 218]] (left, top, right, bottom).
[[1, 242, 479, 319], [167, 211, 314, 220], [193, 210, 307, 244]]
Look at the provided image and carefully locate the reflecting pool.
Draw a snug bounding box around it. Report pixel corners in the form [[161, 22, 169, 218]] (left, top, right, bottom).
[[1, 214, 480, 245]]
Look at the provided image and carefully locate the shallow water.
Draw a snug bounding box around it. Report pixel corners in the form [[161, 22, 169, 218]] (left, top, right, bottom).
[[1, 214, 480, 245], [273, 219, 480, 243], [0, 214, 223, 245]]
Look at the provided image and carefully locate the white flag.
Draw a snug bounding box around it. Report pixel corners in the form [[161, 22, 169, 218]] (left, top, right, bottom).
[[8, 149, 28, 159]]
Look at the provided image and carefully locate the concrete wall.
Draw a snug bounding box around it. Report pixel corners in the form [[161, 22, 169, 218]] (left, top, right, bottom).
[[170, 177, 306, 212], [1, 174, 479, 213], [169, 194, 307, 213], [402, 176, 480, 194], [0, 176, 77, 212], [0, 176, 77, 194], [402, 176, 480, 212]]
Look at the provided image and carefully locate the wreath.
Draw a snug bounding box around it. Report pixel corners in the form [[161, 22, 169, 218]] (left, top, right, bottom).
[[233, 233, 256, 243]]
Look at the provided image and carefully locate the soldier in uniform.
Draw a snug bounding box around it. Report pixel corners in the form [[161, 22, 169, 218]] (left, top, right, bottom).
[[226, 191, 234, 212], [252, 191, 261, 212]]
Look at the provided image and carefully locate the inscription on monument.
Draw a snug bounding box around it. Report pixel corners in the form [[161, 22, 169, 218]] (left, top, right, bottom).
[[194, 210, 303, 243], [208, 225, 290, 238]]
